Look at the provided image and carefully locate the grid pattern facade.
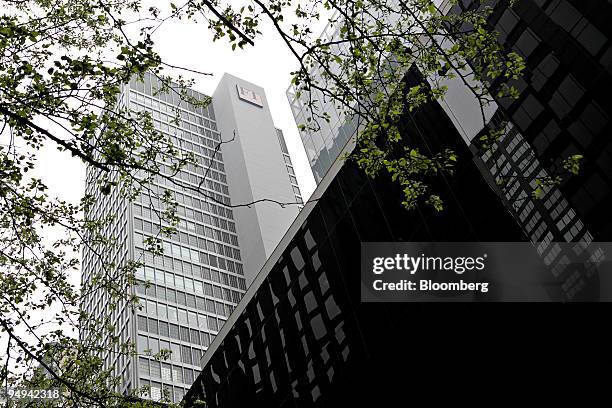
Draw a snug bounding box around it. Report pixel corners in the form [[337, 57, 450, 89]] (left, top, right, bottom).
[[286, 84, 358, 184], [461, 0, 612, 239], [479, 120, 591, 243], [474, 112, 600, 298], [82, 155, 132, 392], [82, 73, 247, 403], [450, 0, 612, 296], [286, 0, 410, 184], [276, 128, 303, 207]]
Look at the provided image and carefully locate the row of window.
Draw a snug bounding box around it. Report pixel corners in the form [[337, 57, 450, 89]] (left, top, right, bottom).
[[157, 136, 226, 176], [131, 99, 217, 132], [176, 216, 237, 236], [134, 231, 243, 277], [134, 243, 245, 290], [135, 276, 241, 309], [139, 378, 188, 404], [136, 186, 234, 221], [180, 139, 225, 164], [129, 80, 214, 119], [484, 139, 592, 284], [134, 250, 246, 290], [138, 255, 246, 290], [136, 261, 245, 298], [138, 357, 200, 387], [157, 145, 226, 177], [135, 211, 239, 246], [138, 184, 233, 222], [137, 333, 205, 367], [155, 146, 226, 183], [149, 166, 230, 199], [153, 121, 222, 152], [134, 199, 235, 234], [480, 120, 589, 248], [182, 161, 226, 184], [135, 229, 240, 263], [137, 282, 236, 316], [137, 313, 218, 345]]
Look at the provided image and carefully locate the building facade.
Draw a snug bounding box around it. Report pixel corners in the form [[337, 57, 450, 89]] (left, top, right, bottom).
[[287, 0, 610, 298], [276, 128, 304, 209], [449, 0, 612, 295], [286, 22, 357, 185], [214, 74, 301, 284], [81, 73, 301, 403], [288, 0, 612, 237], [467, 0, 612, 240]]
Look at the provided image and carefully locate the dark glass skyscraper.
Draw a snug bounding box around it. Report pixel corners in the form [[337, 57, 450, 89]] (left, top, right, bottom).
[[473, 0, 612, 240], [287, 0, 611, 299], [185, 68, 610, 404], [442, 0, 612, 242], [452, 0, 612, 297], [185, 1, 611, 406], [183, 64, 574, 406]]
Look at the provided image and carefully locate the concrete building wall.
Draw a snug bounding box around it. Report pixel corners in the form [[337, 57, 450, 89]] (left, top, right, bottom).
[[213, 73, 300, 284]]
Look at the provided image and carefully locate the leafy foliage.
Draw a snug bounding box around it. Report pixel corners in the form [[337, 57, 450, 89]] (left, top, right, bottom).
[[0, 0, 204, 406], [175, 0, 527, 209]]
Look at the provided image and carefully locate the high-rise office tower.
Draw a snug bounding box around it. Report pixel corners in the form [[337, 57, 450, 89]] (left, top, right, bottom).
[[287, 0, 612, 228], [440, 0, 611, 293], [81, 72, 301, 403]]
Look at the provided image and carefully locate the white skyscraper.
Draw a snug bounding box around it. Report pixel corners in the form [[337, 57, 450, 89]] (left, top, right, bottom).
[[81, 72, 302, 403]]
